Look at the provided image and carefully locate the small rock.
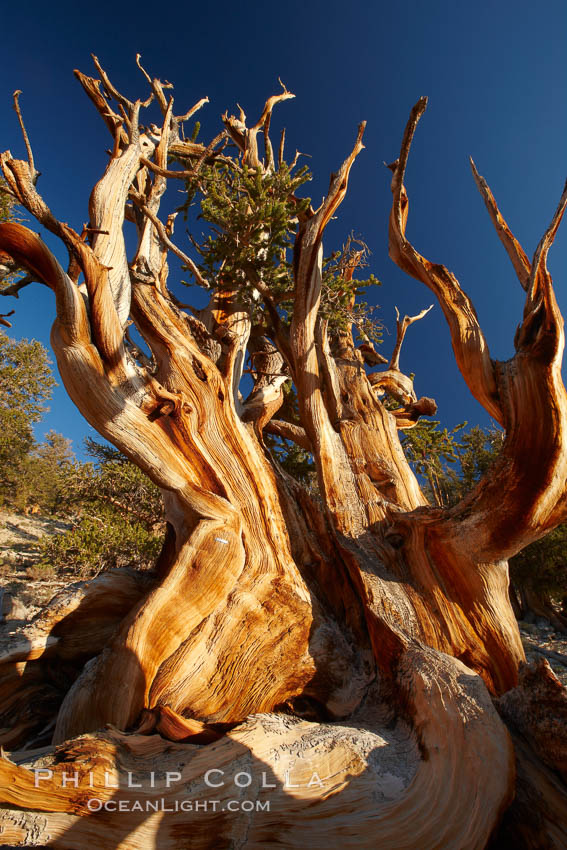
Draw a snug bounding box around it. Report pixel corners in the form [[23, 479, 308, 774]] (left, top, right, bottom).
[[0, 590, 30, 621]]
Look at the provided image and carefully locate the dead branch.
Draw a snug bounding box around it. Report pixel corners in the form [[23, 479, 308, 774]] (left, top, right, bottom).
[[139, 157, 198, 180], [241, 335, 289, 437], [136, 53, 208, 130], [389, 304, 434, 371], [278, 128, 286, 169], [135, 53, 172, 115], [294, 122, 366, 328], [527, 178, 567, 307], [288, 124, 368, 535], [470, 159, 531, 290], [74, 70, 126, 145], [223, 84, 295, 168], [12, 91, 38, 184], [388, 98, 502, 424], [130, 194, 208, 288], [514, 179, 567, 355], [0, 273, 39, 296], [391, 396, 438, 429], [1, 146, 130, 378], [358, 342, 388, 366], [91, 54, 134, 112], [0, 223, 90, 346], [264, 419, 312, 451]]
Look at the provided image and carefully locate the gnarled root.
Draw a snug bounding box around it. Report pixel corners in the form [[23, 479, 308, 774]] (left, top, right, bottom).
[[0, 647, 513, 850]]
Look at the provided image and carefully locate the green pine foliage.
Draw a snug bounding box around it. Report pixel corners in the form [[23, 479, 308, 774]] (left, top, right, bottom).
[[0, 330, 56, 502], [318, 245, 382, 344], [511, 525, 567, 603], [0, 178, 14, 223], [10, 430, 74, 514], [0, 325, 163, 577], [263, 382, 317, 490], [37, 439, 164, 577], [38, 504, 162, 577], [178, 147, 381, 338], [180, 160, 311, 306], [402, 419, 565, 607], [401, 420, 505, 507], [401, 419, 468, 507], [0, 189, 11, 222]]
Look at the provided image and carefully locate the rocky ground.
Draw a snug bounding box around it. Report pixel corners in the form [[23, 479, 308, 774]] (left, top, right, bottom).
[[1, 510, 567, 687], [0, 511, 69, 620], [518, 618, 567, 687]]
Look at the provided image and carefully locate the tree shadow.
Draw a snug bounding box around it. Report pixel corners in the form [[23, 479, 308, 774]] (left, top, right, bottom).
[[7, 670, 417, 849], [0, 569, 157, 751]]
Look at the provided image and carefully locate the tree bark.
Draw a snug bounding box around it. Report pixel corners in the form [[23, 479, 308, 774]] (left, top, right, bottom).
[[0, 69, 566, 848]]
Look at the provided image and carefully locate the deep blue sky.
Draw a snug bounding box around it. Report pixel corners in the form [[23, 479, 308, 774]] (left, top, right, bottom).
[[1, 0, 565, 456]]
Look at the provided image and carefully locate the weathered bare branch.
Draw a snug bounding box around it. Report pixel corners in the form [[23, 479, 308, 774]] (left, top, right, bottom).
[[0, 149, 133, 377], [91, 54, 134, 112], [470, 159, 531, 290], [388, 99, 502, 424], [223, 84, 295, 168], [136, 52, 208, 129], [139, 157, 197, 180], [0, 272, 38, 296], [74, 70, 126, 144], [368, 368, 417, 405], [256, 83, 294, 170], [129, 99, 174, 290], [264, 419, 312, 451], [241, 335, 288, 437], [288, 125, 369, 535], [358, 341, 388, 366], [0, 223, 90, 346], [176, 98, 209, 124], [12, 91, 38, 184], [0, 154, 71, 242], [131, 194, 208, 288], [135, 53, 170, 114], [391, 395, 438, 429], [252, 81, 294, 133], [514, 179, 567, 356], [389, 304, 433, 371], [294, 122, 366, 327], [242, 264, 293, 374], [278, 128, 286, 169], [438, 173, 567, 559], [77, 81, 157, 330], [527, 178, 567, 306]]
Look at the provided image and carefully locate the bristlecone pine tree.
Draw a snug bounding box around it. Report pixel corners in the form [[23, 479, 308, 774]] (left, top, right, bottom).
[[0, 59, 566, 849]]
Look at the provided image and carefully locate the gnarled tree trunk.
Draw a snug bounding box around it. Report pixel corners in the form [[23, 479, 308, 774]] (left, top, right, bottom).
[[0, 64, 566, 848]]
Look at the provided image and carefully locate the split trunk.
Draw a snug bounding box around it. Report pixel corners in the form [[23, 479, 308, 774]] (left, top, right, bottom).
[[0, 70, 566, 848]]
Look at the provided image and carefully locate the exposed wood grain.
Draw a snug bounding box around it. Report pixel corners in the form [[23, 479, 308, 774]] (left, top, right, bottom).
[[1, 65, 566, 846]]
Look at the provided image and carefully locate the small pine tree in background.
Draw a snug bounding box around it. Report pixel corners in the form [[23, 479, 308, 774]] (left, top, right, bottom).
[[0, 330, 56, 505], [402, 418, 566, 627], [37, 439, 164, 577]]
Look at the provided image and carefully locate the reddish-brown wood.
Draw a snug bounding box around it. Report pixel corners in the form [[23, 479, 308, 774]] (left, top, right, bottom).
[[0, 66, 566, 848]]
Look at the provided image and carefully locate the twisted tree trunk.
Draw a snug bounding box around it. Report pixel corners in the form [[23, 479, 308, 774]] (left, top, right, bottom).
[[0, 64, 566, 848]]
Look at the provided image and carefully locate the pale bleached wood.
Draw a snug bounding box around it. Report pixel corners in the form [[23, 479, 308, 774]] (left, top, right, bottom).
[[0, 648, 513, 850], [2, 64, 567, 846]]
